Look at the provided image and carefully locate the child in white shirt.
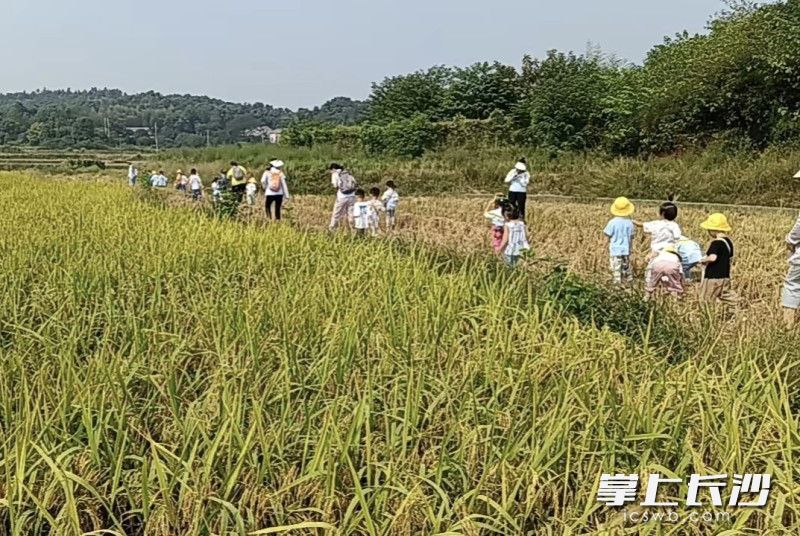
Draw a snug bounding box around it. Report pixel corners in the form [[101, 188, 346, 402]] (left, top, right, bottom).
[[246, 178, 258, 206], [211, 179, 220, 203], [350, 189, 376, 236], [499, 207, 530, 268], [188, 169, 203, 201], [635, 200, 682, 289], [381, 180, 400, 229]]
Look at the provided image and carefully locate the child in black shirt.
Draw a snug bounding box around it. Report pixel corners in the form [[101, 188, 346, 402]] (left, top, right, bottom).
[[699, 213, 737, 304]]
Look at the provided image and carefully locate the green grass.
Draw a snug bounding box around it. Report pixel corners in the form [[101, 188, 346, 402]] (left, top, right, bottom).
[[0, 172, 799, 534], [150, 143, 800, 206]]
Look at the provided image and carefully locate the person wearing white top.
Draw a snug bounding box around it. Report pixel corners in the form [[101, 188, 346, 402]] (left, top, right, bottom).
[[634, 200, 682, 291], [329, 163, 357, 230], [188, 169, 203, 201], [127, 163, 138, 186], [499, 206, 530, 268], [246, 178, 258, 206], [350, 189, 376, 236], [781, 211, 800, 327], [261, 159, 291, 220], [504, 158, 530, 221], [380, 180, 400, 229]]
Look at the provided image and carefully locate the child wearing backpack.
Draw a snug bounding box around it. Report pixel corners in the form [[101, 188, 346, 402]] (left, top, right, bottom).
[[381, 180, 400, 230], [698, 213, 737, 305], [262, 160, 290, 220], [329, 163, 357, 231]]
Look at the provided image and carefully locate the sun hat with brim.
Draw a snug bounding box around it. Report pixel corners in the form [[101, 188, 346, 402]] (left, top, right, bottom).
[[270, 159, 285, 169], [700, 213, 732, 232], [247, 177, 257, 184], [515, 162, 527, 172], [794, 169, 800, 179], [610, 196, 635, 217]]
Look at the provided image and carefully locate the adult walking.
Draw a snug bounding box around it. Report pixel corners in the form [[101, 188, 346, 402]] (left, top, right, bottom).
[[781, 211, 800, 327], [329, 163, 357, 230], [127, 163, 138, 186], [227, 161, 248, 204], [261, 159, 290, 220], [504, 158, 530, 220]]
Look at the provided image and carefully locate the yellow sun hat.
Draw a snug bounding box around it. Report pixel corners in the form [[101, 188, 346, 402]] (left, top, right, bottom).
[[700, 213, 732, 232], [247, 177, 257, 184], [610, 196, 635, 217]]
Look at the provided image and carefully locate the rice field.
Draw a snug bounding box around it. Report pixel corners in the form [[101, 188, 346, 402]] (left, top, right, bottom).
[[1, 172, 800, 535]]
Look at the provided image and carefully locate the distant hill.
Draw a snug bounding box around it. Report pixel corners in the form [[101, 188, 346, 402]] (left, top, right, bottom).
[[0, 88, 368, 149]]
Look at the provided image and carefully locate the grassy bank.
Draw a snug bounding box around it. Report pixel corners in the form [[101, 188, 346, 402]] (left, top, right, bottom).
[[149, 144, 800, 206], [1, 172, 799, 534]]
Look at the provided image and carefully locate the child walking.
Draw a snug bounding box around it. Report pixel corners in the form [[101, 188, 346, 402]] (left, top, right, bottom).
[[246, 177, 258, 206], [381, 180, 400, 230], [484, 195, 509, 254], [499, 207, 530, 268], [604, 197, 635, 284], [350, 189, 376, 237], [188, 168, 203, 201], [367, 187, 385, 235], [698, 213, 736, 305]]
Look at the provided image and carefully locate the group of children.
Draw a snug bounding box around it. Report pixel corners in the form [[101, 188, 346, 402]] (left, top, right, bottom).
[[350, 181, 401, 235], [603, 196, 735, 303], [483, 195, 531, 267]]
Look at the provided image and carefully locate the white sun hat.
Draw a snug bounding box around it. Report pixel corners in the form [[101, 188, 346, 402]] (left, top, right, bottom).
[[515, 162, 527, 172], [270, 159, 285, 169], [794, 169, 800, 179]]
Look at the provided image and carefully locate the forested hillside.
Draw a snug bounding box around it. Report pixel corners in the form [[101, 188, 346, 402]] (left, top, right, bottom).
[[0, 90, 367, 149]]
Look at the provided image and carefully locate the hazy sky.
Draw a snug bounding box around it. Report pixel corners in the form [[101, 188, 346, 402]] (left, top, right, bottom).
[[1, 0, 727, 109]]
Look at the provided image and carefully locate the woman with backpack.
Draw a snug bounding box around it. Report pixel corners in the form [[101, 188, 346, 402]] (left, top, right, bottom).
[[329, 163, 357, 231], [227, 161, 248, 204], [261, 159, 290, 220]]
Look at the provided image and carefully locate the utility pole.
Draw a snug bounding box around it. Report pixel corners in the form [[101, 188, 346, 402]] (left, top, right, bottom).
[[154, 121, 159, 152], [206, 129, 210, 147]]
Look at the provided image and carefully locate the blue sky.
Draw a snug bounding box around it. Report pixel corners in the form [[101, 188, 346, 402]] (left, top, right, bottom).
[[1, 0, 727, 109]]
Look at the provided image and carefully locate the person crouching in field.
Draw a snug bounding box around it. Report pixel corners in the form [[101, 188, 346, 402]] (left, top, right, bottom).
[[604, 197, 635, 285], [634, 199, 681, 290], [698, 213, 737, 305], [485, 195, 510, 254], [381, 180, 400, 230], [645, 246, 684, 299], [189, 169, 203, 201], [781, 211, 800, 328], [676, 235, 703, 282], [350, 189, 375, 237], [499, 207, 530, 268], [246, 177, 258, 206], [367, 187, 385, 235]]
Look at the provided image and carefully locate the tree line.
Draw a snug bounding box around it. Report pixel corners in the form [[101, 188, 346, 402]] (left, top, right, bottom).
[[2, 1, 799, 156], [287, 0, 800, 157]]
